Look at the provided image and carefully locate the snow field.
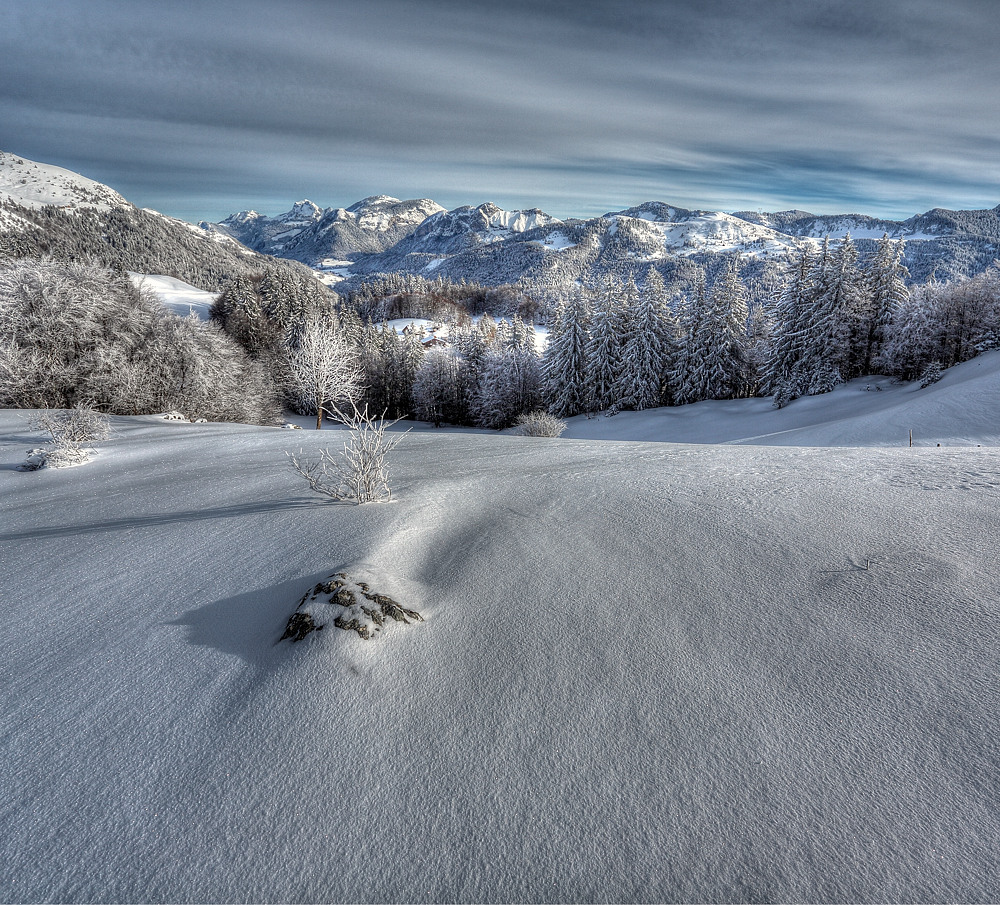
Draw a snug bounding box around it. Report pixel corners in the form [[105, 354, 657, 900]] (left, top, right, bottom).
[[128, 273, 219, 320], [2, 400, 1000, 901]]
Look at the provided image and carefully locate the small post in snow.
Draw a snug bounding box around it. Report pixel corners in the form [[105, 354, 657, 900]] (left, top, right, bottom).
[[909, 429, 913, 448]]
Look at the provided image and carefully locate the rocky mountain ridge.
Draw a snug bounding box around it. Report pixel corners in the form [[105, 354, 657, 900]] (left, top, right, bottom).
[[211, 193, 1000, 292]]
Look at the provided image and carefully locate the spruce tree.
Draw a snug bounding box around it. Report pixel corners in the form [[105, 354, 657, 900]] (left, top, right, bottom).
[[585, 275, 626, 411], [543, 289, 590, 418]]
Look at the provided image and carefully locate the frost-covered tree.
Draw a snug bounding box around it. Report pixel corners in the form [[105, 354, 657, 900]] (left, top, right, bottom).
[[617, 268, 676, 410], [471, 345, 541, 429], [585, 276, 627, 411], [412, 346, 462, 427], [860, 235, 909, 374], [285, 313, 361, 429], [542, 289, 591, 418], [0, 259, 280, 423]]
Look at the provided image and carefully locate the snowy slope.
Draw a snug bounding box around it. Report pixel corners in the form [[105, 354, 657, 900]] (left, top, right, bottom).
[[129, 273, 219, 319], [3, 371, 1000, 900], [564, 350, 1000, 448], [0, 150, 128, 212]]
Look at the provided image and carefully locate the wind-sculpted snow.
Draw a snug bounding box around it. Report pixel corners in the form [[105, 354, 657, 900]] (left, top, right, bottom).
[[2, 394, 1000, 901]]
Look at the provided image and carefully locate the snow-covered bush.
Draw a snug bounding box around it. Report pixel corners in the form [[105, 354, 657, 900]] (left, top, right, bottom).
[[513, 410, 567, 437], [288, 406, 404, 504], [919, 361, 944, 388], [31, 404, 110, 444], [0, 260, 281, 424], [21, 403, 110, 470]]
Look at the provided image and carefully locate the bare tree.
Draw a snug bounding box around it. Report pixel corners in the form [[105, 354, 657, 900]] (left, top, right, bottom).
[[285, 315, 361, 430], [288, 405, 405, 504]]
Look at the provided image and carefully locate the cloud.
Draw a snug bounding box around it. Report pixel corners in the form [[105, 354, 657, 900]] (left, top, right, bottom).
[[2, 0, 998, 220]]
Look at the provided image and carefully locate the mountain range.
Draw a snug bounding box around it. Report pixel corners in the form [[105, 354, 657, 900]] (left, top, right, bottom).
[[208, 193, 1000, 293], [2, 150, 998, 297]]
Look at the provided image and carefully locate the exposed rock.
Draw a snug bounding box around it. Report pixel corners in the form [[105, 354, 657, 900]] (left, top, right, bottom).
[[282, 571, 422, 642]]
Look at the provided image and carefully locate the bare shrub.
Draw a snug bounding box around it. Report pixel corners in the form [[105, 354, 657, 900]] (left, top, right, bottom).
[[21, 404, 111, 470], [513, 410, 567, 438], [30, 403, 110, 444], [288, 405, 405, 504]]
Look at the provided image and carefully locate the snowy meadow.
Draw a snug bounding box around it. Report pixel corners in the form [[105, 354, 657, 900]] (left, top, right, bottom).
[[3, 353, 1000, 902]]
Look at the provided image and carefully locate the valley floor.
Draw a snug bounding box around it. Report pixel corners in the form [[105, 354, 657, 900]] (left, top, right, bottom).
[[2, 356, 1000, 902]]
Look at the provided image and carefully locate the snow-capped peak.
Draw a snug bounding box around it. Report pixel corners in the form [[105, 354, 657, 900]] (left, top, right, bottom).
[[278, 200, 323, 222]]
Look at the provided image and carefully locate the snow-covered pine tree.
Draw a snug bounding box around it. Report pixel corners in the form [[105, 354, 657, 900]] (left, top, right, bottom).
[[672, 268, 708, 405], [617, 268, 674, 410], [744, 298, 773, 398], [766, 247, 814, 406], [586, 275, 627, 411], [860, 234, 909, 375], [879, 281, 939, 380], [793, 234, 862, 395], [542, 288, 590, 418], [687, 259, 750, 400]]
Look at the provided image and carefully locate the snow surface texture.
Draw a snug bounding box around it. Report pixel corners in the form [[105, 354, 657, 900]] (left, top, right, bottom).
[[3, 359, 1000, 902]]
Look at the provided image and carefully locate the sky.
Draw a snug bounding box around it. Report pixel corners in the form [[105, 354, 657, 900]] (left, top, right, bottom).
[[1, 0, 999, 223]]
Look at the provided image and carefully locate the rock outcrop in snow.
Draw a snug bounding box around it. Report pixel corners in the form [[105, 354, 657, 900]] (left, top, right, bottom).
[[282, 571, 423, 641]]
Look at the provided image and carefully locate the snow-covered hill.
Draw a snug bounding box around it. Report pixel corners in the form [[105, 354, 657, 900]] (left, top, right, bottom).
[[565, 349, 1000, 447], [0, 150, 128, 213], [3, 351, 1000, 901], [0, 151, 328, 299]]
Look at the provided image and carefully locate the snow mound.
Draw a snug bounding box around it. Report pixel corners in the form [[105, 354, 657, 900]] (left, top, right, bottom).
[[130, 273, 219, 320]]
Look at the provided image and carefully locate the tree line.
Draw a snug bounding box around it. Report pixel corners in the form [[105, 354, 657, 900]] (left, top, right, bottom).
[[3, 232, 999, 429]]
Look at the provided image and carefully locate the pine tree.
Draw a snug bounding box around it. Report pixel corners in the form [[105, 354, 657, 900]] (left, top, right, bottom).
[[693, 258, 750, 399], [766, 247, 814, 406], [672, 268, 708, 405], [791, 235, 862, 396], [617, 268, 674, 410], [586, 275, 626, 411], [862, 234, 909, 374], [542, 289, 590, 418], [412, 347, 461, 427]]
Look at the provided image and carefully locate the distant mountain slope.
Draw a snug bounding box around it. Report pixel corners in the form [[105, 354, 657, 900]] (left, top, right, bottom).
[[216, 193, 999, 293], [203, 195, 446, 265], [0, 152, 326, 294]]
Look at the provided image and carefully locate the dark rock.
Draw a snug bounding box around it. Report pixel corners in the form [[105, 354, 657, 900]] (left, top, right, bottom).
[[280, 612, 323, 643], [282, 570, 424, 642]]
